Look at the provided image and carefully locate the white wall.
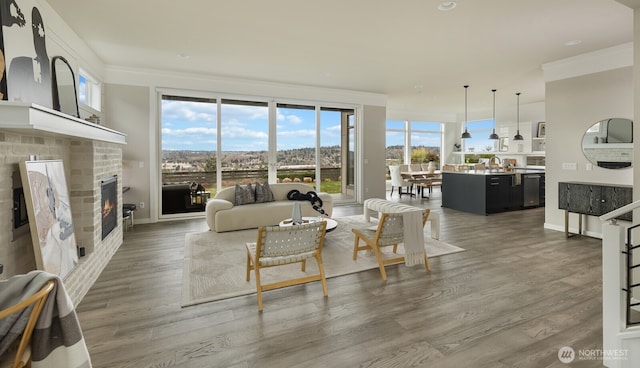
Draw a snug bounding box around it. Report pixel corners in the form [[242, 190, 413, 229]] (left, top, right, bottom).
[[105, 84, 151, 221], [544, 66, 633, 236], [361, 105, 387, 200]]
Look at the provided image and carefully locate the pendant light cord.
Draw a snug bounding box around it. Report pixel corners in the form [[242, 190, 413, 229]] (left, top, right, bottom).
[[461, 85, 471, 139], [516, 92, 520, 128], [513, 92, 523, 141], [489, 89, 499, 140], [465, 85, 468, 126]]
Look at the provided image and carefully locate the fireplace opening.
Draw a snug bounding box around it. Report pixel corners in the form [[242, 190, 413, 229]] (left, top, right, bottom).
[[13, 187, 28, 229], [101, 176, 118, 240]]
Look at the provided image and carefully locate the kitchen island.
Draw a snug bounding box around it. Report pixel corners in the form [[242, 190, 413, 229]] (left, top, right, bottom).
[[442, 169, 545, 215]]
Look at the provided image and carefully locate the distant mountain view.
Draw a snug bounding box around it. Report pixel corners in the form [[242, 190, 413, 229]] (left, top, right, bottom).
[[162, 146, 343, 173], [161, 144, 439, 174]]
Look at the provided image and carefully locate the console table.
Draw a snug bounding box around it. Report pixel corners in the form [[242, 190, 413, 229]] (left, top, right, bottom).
[[558, 181, 632, 237]]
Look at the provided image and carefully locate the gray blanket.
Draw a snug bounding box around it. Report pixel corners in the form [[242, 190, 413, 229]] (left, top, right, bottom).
[[0, 270, 92, 368]]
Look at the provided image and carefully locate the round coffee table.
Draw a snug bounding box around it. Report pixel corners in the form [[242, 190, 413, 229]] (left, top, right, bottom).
[[279, 217, 338, 232]]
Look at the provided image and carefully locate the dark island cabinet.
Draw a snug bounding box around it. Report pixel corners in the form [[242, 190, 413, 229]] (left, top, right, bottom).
[[486, 175, 512, 213], [558, 182, 632, 221], [442, 171, 544, 215]]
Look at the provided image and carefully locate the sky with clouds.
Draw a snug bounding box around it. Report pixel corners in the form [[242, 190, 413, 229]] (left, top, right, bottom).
[[161, 99, 496, 154], [161, 99, 344, 151]]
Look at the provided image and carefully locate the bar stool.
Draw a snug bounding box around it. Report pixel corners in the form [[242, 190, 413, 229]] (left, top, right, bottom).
[[123, 203, 137, 231]]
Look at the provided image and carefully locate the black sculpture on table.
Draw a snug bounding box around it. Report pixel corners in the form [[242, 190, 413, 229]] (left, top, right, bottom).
[[286, 189, 328, 216]]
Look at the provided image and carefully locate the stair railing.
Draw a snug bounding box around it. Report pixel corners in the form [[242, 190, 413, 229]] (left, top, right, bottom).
[[600, 199, 640, 368]]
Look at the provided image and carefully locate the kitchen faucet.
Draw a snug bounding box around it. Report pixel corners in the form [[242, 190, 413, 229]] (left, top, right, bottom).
[[489, 156, 502, 169]]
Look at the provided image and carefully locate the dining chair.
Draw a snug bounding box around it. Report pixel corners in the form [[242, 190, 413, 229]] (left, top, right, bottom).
[[409, 163, 422, 172], [352, 209, 431, 281], [389, 165, 413, 197], [0, 280, 55, 368], [418, 176, 442, 198], [245, 221, 328, 312]]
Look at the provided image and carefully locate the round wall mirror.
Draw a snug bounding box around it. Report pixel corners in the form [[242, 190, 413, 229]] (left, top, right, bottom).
[[581, 118, 633, 169]]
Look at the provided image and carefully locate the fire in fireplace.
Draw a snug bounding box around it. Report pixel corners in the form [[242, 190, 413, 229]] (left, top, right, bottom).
[[101, 176, 117, 240]]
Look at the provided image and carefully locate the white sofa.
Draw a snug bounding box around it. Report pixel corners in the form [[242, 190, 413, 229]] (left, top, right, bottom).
[[205, 183, 333, 232]]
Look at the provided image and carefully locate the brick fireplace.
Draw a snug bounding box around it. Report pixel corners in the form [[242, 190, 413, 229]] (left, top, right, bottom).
[[0, 103, 126, 305]]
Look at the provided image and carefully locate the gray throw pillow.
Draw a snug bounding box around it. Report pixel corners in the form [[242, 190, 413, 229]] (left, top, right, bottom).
[[235, 183, 255, 205], [255, 182, 275, 203]]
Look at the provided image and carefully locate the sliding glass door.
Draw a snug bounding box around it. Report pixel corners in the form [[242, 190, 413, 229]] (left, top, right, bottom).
[[159, 91, 358, 217], [219, 99, 269, 187], [275, 103, 317, 185], [322, 107, 355, 202], [160, 95, 216, 215]]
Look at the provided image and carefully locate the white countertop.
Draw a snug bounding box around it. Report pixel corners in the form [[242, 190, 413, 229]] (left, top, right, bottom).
[[443, 169, 545, 176]]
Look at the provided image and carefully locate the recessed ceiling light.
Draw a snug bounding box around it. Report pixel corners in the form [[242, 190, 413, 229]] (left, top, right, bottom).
[[564, 39, 582, 46], [438, 2, 457, 11]]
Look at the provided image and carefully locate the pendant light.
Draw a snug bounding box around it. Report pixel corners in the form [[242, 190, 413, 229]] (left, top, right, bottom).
[[513, 92, 524, 141], [489, 89, 499, 140], [461, 85, 471, 139]]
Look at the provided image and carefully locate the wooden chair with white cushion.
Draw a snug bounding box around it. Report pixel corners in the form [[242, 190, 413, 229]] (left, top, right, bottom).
[[352, 209, 431, 281], [246, 221, 328, 312], [0, 280, 55, 368]]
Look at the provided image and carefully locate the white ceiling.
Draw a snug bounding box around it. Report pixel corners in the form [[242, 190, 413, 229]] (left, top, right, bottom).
[[45, 0, 634, 117]]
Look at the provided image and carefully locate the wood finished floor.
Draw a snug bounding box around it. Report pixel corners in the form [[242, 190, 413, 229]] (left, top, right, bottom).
[[76, 192, 604, 368]]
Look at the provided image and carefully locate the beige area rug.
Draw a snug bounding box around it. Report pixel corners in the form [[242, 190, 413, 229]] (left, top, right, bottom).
[[181, 215, 465, 307]]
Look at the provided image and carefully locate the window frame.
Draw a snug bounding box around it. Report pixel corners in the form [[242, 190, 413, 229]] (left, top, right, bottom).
[[78, 68, 102, 112]]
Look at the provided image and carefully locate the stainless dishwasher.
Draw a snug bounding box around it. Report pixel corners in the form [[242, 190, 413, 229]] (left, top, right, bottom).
[[523, 174, 541, 207]]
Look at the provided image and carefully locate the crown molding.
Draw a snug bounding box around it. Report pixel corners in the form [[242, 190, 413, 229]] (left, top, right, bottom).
[[542, 42, 632, 82]]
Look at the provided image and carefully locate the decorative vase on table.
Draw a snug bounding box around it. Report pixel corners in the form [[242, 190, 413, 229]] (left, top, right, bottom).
[[291, 202, 302, 225], [427, 161, 436, 174]]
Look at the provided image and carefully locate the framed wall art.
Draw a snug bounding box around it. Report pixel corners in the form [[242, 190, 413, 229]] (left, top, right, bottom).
[[499, 137, 509, 152], [19, 159, 78, 279], [537, 122, 546, 138], [1, 0, 52, 107]]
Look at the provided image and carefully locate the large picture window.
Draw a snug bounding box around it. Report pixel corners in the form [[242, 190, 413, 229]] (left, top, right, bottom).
[[159, 92, 358, 216], [463, 119, 497, 153], [410, 121, 441, 165], [386, 120, 442, 166], [385, 120, 406, 165]]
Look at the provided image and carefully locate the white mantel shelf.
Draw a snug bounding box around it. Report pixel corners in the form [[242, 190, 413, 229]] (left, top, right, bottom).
[[0, 102, 126, 144]]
